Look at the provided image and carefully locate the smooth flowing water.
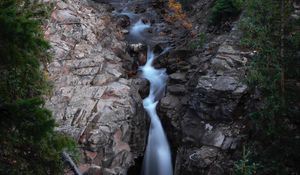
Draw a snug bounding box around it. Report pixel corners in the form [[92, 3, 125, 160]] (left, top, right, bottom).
[[140, 48, 173, 175], [112, 2, 173, 174]]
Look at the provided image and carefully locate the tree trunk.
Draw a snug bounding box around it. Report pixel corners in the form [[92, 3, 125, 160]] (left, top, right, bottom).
[[62, 151, 82, 175], [280, 0, 285, 105]]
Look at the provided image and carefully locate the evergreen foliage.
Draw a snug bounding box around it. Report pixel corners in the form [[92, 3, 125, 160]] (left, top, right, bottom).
[[0, 98, 77, 175], [238, 0, 300, 174], [210, 0, 243, 25], [0, 0, 78, 174], [234, 147, 259, 175], [0, 0, 50, 101]]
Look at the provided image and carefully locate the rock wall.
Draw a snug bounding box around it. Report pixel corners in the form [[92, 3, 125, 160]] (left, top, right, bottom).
[[44, 0, 146, 174], [43, 0, 255, 174], [157, 1, 252, 174]]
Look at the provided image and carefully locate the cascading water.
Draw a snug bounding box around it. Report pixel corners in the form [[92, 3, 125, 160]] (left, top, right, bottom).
[[140, 48, 173, 175], [112, 1, 173, 174]]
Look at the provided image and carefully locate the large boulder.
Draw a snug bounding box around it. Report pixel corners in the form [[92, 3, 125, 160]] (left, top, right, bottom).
[[190, 75, 248, 121]]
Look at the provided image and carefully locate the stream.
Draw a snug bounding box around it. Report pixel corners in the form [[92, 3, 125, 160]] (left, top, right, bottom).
[[109, 1, 173, 175]]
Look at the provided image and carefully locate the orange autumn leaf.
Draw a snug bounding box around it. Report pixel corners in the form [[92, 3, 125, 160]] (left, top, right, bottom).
[[165, 0, 192, 29]]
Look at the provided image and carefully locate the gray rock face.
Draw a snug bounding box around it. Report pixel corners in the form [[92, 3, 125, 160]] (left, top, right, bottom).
[[191, 75, 247, 121], [158, 7, 250, 174], [168, 84, 186, 95], [44, 1, 146, 174], [169, 72, 187, 83]]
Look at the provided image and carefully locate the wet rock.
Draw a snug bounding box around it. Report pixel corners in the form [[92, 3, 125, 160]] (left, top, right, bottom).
[[137, 79, 149, 99], [160, 95, 180, 110], [134, 6, 146, 13], [138, 52, 147, 65], [169, 72, 187, 83], [116, 15, 130, 28], [121, 29, 129, 34], [129, 43, 144, 52], [168, 84, 186, 95]]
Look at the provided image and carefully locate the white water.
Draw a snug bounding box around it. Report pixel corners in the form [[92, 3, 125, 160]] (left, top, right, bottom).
[[116, 9, 173, 175], [129, 20, 173, 175], [140, 48, 173, 175], [130, 19, 150, 38]]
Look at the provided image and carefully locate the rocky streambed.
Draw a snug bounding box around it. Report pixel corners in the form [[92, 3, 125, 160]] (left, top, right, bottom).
[[45, 0, 252, 174]]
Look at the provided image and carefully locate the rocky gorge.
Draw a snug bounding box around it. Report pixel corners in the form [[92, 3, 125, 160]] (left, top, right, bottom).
[[44, 0, 255, 174]]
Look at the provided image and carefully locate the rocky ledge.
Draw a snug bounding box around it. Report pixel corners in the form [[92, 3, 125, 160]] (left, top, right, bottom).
[[158, 6, 253, 175], [44, 0, 146, 174]]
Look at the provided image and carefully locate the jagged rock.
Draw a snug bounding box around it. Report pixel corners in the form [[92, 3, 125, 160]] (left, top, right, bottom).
[[116, 15, 130, 28], [189, 146, 219, 168], [87, 166, 102, 175], [44, 1, 146, 174], [213, 76, 238, 91], [221, 137, 234, 150], [129, 43, 145, 52], [201, 129, 225, 147], [53, 9, 80, 23], [160, 95, 180, 110], [181, 110, 206, 143], [121, 29, 129, 34], [218, 45, 237, 55], [190, 74, 247, 121], [176, 146, 219, 174], [57, 1, 68, 9], [211, 58, 232, 72], [162, 4, 250, 174]]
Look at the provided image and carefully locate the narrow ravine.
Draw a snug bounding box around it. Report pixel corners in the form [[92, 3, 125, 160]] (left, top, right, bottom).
[[111, 1, 173, 175]]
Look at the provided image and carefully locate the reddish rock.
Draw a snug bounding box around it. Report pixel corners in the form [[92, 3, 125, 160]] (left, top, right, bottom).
[[85, 150, 97, 160]]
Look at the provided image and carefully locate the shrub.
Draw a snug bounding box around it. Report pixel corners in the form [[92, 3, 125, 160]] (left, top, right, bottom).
[[210, 0, 243, 25], [234, 146, 259, 175], [165, 0, 193, 29], [189, 32, 206, 50]]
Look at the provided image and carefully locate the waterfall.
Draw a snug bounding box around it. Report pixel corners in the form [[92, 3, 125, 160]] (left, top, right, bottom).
[[140, 47, 173, 175], [112, 2, 173, 174]]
